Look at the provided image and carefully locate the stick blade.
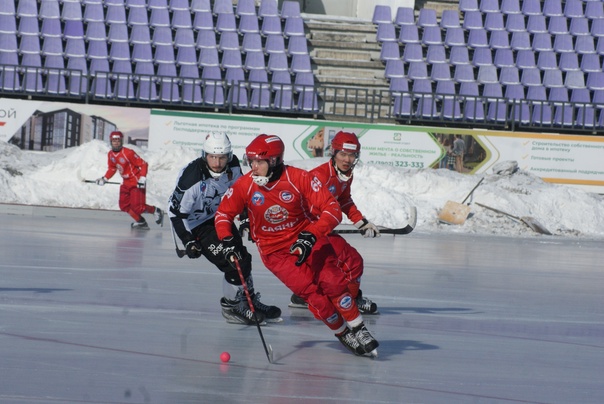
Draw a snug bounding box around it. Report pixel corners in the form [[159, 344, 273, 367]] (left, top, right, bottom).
[[522, 217, 552, 235], [438, 201, 471, 225]]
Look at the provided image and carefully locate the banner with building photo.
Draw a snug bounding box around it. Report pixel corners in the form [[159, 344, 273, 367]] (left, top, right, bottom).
[[0, 98, 150, 151]]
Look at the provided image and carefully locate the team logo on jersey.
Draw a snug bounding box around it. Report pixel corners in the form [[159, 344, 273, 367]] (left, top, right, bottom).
[[264, 204, 288, 224], [251, 191, 264, 206], [326, 313, 340, 325], [311, 176, 322, 192], [338, 294, 353, 310], [328, 185, 336, 195], [279, 191, 293, 203], [200, 182, 207, 194], [119, 157, 126, 164]]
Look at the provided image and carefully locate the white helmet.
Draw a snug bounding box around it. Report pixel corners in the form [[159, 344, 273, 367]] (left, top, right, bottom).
[[201, 132, 233, 162]]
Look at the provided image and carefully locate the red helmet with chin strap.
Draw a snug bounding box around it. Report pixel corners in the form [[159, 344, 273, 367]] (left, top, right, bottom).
[[109, 131, 124, 141], [245, 134, 285, 167], [331, 131, 361, 156]]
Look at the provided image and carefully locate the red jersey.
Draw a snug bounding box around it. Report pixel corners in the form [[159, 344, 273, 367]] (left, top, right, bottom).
[[310, 161, 364, 224], [216, 165, 342, 255], [104, 147, 148, 187]]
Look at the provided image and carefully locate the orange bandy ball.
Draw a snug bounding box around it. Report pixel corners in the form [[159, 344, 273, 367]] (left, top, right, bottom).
[[220, 352, 231, 363]]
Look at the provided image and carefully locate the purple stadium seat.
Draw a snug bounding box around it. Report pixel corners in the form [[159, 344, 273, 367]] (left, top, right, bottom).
[[543, 0, 564, 17], [472, 48, 494, 67], [219, 31, 240, 51], [532, 33, 554, 52], [65, 38, 86, 58], [0, 1, 15, 16], [154, 44, 176, 65], [549, 87, 569, 105], [591, 19, 604, 39], [444, 27, 466, 47], [147, 0, 168, 10], [39, 0, 60, 19], [105, 5, 127, 25], [494, 48, 515, 68], [172, 10, 193, 30], [435, 79, 456, 98], [520, 67, 542, 86], [527, 87, 552, 124], [216, 12, 238, 32], [380, 41, 400, 61], [258, 0, 279, 19], [418, 8, 438, 28], [193, 11, 214, 31], [41, 37, 63, 57], [150, 8, 171, 28], [527, 15, 547, 34], [151, 27, 173, 46], [283, 17, 305, 38], [477, 65, 499, 84], [402, 43, 423, 63], [580, 54, 601, 73], [90, 59, 113, 99], [411, 78, 433, 97], [228, 80, 249, 108], [558, 52, 579, 71], [220, 49, 243, 69], [415, 95, 438, 119], [407, 61, 429, 80], [522, 0, 542, 16], [548, 16, 569, 35], [501, 0, 521, 15], [597, 37, 604, 55], [170, 0, 190, 11], [129, 25, 151, 45], [265, 34, 286, 54], [426, 44, 446, 64], [196, 30, 217, 49], [290, 54, 312, 74], [564, 0, 584, 18], [17, 0, 38, 18], [440, 10, 460, 29], [463, 11, 483, 31], [18, 35, 40, 55], [398, 25, 420, 44], [553, 34, 574, 53], [564, 70, 586, 89], [198, 47, 220, 67], [376, 23, 397, 43], [511, 32, 531, 51], [536, 51, 557, 70], [213, 0, 234, 15], [238, 14, 260, 35], [267, 52, 289, 73], [21, 54, 43, 93], [431, 63, 452, 81], [180, 66, 203, 104], [467, 29, 489, 48], [449, 46, 470, 65], [575, 36, 595, 55], [586, 72, 604, 91], [250, 84, 272, 109], [543, 69, 564, 87], [127, 7, 148, 26], [453, 64, 476, 83], [40, 17, 62, 38], [18, 16, 39, 37], [297, 87, 320, 112], [505, 13, 526, 33], [0, 15, 16, 35], [505, 83, 525, 100], [585, 1, 604, 20], [421, 26, 443, 46], [242, 33, 263, 53], [287, 36, 309, 56], [385, 59, 405, 79], [86, 22, 107, 42], [459, 0, 479, 13], [110, 42, 131, 61], [174, 28, 196, 49], [126, 0, 147, 8], [484, 12, 505, 32], [176, 47, 197, 66], [88, 40, 109, 60], [261, 16, 282, 36], [132, 43, 153, 63], [281, 1, 301, 20], [236, 0, 256, 17], [201, 66, 225, 105], [500, 66, 521, 85], [294, 72, 315, 92], [460, 81, 480, 97], [395, 7, 415, 27], [372, 5, 392, 25], [569, 17, 590, 36], [244, 50, 265, 71], [489, 30, 510, 50]]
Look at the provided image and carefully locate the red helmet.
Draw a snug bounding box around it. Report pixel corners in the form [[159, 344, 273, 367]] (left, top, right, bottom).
[[109, 131, 124, 141], [245, 134, 285, 167], [331, 131, 361, 156]]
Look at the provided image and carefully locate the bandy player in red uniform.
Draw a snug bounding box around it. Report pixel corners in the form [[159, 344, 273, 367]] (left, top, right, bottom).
[[215, 134, 379, 357], [96, 131, 163, 229], [290, 131, 381, 313]]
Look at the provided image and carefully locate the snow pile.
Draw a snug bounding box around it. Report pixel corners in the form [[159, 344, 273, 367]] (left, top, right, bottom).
[[2, 140, 603, 239]]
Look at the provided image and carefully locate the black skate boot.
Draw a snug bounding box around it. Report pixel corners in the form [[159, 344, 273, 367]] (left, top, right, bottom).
[[353, 323, 379, 357], [154, 207, 164, 226], [356, 290, 378, 315], [288, 293, 308, 309], [220, 297, 266, 325], [336, 327, 365, 356], [131, 218, 149, 230], [251, 292, 283, 323]]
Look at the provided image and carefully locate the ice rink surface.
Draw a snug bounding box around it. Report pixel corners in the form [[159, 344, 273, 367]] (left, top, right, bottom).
[[1, 205, 603, 404]]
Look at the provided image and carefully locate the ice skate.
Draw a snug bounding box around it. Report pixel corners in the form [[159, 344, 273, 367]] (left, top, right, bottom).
[[353, 323, 379, 357], [220, 297, 266, 325], [356, 290, 379, 315], [252, 292, 283, 323], [288, 293, 308, 309], [131, 218, 149, 230], [154, 207, 164, 226], [336, 327, 365, 356]]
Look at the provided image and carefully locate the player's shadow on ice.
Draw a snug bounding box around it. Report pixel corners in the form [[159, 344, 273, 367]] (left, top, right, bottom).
[[288, 339, 438, 361], [0, 288, 72, 294]]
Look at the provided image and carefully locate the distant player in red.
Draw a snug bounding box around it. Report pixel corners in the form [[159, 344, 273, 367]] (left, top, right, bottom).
[[96, 131, 163, 229], [289, 131, 380, 314], [215, 134, 379, 357]]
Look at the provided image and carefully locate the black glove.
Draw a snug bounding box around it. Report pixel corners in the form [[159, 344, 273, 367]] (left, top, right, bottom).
[[185, 239, 202, 259], [222, 236, 242, 269], [238, 216, 252, 241], [289, 231, 317, 266]]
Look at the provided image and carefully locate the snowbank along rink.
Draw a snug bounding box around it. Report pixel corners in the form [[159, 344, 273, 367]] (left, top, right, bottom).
[[1, 204, 603, 404]]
